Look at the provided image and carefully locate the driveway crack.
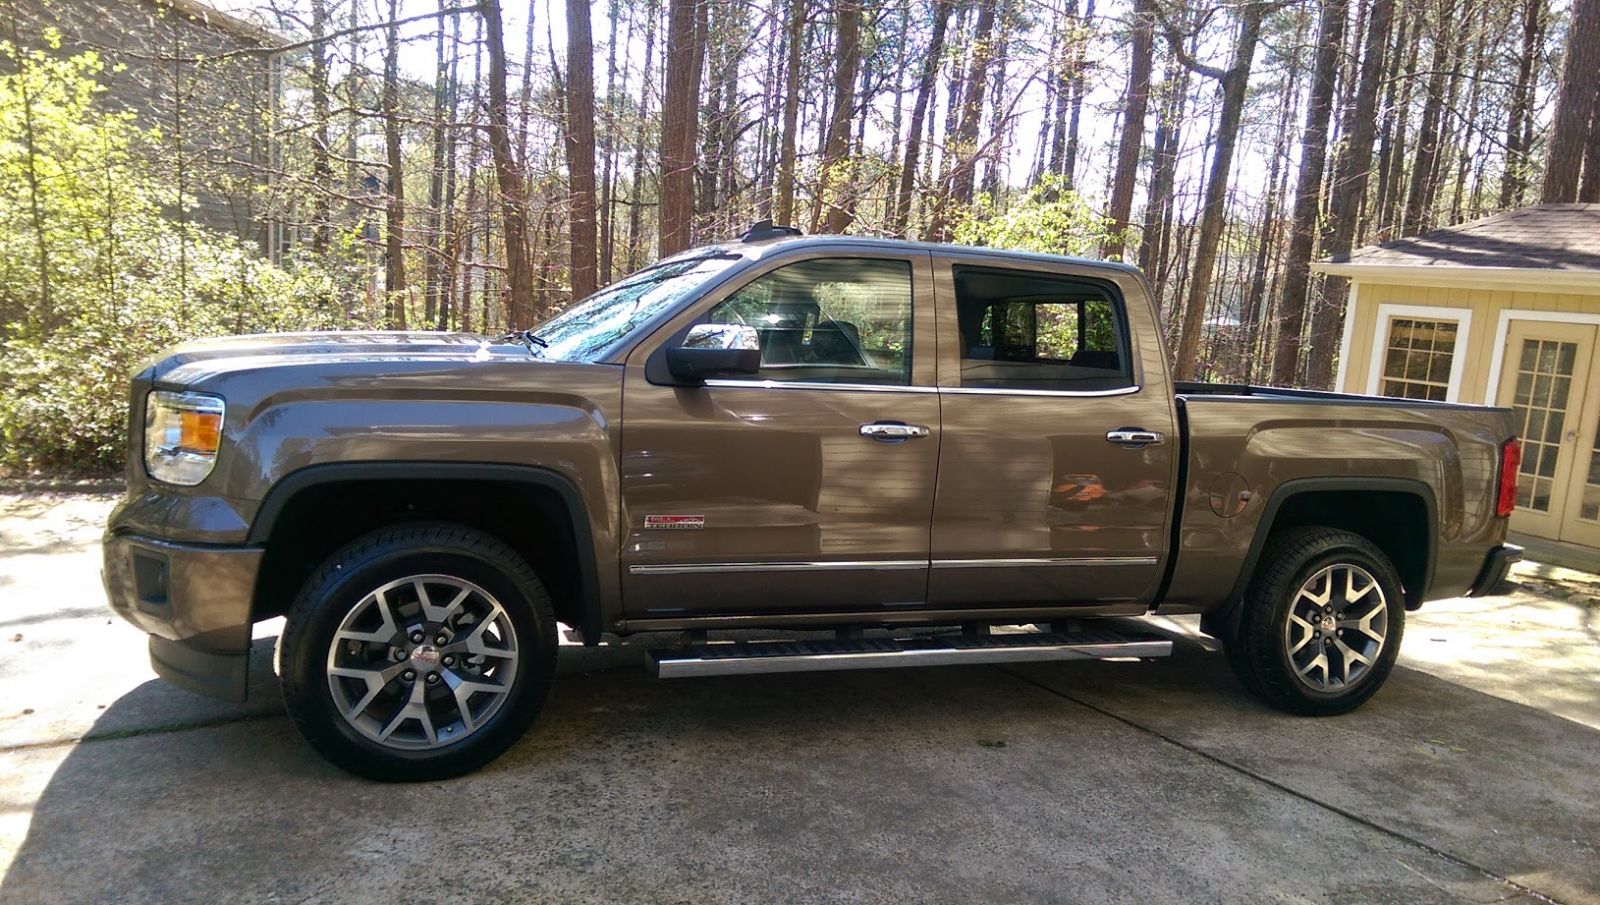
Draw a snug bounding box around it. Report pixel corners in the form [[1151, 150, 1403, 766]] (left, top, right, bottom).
[[999, 665, 1566, 905], [0, 710, 282, 755]]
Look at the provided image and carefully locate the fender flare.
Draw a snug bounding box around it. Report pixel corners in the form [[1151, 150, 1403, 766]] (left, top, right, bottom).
[[248, 462, 603, 644], [1203, 476, 1438, 638]]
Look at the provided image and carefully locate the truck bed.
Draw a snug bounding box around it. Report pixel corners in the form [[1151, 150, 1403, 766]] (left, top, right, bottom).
[[1157, 381, 1517, 615], [1173, 381, 1513, 413]]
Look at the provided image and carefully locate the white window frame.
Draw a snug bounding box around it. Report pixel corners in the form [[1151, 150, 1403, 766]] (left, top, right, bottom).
[[1365, 304, 1473, 402]]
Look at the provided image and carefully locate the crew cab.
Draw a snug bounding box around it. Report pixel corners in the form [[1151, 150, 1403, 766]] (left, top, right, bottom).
[[103, 227, 1523, 780]]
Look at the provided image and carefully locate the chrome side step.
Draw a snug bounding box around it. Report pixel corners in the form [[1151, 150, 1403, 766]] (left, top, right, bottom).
[[647, 630, 1173, 678]]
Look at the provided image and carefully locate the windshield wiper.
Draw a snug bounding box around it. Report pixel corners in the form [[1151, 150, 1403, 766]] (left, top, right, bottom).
[[499, 330, 550, 352]]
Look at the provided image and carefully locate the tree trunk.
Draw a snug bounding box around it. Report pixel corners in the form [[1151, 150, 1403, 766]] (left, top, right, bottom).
[[1169, 3, 1266, 382], [980, 5, 1014, 197], [625, 0, 659, 271], [1102, 0, 1154, 261], [1136, 48, 1187, 297], [425, 0, 455, 327], [1448, 3, 1490, 223], [1061, 0, 1096, 189], [776, 0, 806, 226], [382, 0, 408, 328], [659, 0, 704, 254], [439, 6, 463, 329], [884, 0, 910, 223], [1542, 0, 1600, 202], [1305, 0, 1393, 389], [948, 0, 997, 207], [1582, 85, 1600, 202], [1375, 11, 1422, 241], [1045, 0, 1076, 181], [1242, 13, 1308, 381], [598, 0, 624, 284], [566, 0, 599, 301], [813, 0, 863, 233], [308, 0, 333, 257], [1502, 0, 1544, 207], [890, 0, 950, 236], [1270, 0, 1347, 386], [1401, 0, 1456, 236], [481, 0, 537, 325]]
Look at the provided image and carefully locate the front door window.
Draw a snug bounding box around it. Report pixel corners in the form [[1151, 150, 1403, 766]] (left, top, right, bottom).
[[703, 257, 913, 386]]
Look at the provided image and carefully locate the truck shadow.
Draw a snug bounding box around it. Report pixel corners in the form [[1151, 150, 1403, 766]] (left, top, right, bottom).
[[3, 637, 1598, 903]]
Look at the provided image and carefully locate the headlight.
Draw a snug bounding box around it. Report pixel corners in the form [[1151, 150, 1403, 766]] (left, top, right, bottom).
[[144, 390, 225, 486]]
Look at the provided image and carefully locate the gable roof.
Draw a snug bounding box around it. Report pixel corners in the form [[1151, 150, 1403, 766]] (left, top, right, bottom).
[[1317, 203, 1600, 272], [151, 0, 285, 48]]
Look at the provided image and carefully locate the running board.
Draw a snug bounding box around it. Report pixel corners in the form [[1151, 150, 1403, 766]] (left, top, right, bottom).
[[647, 630, 1173, 678]]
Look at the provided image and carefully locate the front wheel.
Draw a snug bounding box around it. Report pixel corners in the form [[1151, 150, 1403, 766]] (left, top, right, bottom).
[[278, 522, 557, 781], [1224, 527, 1405, 716]]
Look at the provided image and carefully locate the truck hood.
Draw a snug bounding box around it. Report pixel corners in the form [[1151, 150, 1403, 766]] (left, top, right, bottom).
[[145, 331, 531, 384], [123, 331, 624, 507]]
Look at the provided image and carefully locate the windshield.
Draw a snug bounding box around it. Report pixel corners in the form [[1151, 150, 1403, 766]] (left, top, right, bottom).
[[527, 254, 744, 362]]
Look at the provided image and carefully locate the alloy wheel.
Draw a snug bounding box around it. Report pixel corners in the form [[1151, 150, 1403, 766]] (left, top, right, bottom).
[[325, 574, 520, 750], [1283, 562, 1389, 692]]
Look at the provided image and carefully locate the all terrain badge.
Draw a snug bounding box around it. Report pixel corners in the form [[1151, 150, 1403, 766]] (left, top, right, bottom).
[[644, 515, 705, 530]]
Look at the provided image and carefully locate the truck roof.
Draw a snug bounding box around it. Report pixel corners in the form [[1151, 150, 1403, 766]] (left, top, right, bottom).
[[675, 233, 1147, 280]]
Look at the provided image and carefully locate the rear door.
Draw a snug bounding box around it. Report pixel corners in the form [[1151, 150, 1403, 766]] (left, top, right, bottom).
[[618, 249, 940, 617], [927, 254, 1178, 611]]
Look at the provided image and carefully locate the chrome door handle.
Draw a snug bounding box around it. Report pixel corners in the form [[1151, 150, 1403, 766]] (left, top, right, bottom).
[[1106, 429, 1164, 448], [860, 422, 931, 441]]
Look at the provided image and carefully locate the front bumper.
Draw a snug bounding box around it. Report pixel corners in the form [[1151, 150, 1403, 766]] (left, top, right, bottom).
[[102, 533, 264, 702], [1467, 543, 1524, 597]]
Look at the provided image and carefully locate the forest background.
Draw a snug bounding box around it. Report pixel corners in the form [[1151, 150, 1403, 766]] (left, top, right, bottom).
[[1, 0, 1596, 470]]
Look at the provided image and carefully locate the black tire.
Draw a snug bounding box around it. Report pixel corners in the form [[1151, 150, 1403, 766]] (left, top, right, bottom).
[[278, 522, 557, 781], [1224, 526, 1405, 716]]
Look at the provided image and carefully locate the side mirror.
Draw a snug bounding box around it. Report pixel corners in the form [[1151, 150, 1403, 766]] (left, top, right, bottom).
[[666, 324, 762, 383]]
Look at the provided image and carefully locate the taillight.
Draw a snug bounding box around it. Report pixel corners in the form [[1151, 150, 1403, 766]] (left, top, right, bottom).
[[1496, 439, 1521, 518]]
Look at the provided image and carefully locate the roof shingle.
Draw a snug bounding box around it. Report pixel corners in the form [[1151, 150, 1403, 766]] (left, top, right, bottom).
[[1325, 203, 1600, 271]]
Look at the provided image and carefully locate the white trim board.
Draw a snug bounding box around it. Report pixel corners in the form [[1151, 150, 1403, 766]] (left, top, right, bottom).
[[1333, 281, 1361, 392], [1312, 263, 1600, 295], [1365, 303, 1474, 402], [1483, 310, 1600, 406]]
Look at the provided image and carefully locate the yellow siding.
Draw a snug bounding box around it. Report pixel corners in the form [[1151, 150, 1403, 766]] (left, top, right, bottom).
[[1339, 281, 1600, 404]]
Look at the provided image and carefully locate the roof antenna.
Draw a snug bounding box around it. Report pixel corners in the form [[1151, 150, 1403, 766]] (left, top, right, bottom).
[[738, 219, 803, 243]]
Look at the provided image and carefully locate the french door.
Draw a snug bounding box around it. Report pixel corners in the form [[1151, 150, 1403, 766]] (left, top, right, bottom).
[[1497, 321, 1600, 543]]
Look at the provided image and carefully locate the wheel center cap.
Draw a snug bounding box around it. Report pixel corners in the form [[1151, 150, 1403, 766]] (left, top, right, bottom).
[[1319, 615, 1337, 632], [409, 644, 441, 669]]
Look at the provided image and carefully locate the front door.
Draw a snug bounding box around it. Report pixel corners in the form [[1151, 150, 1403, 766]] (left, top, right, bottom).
[[1497, 320, 1598, 540], [619, 251, 940, 617], [926, 255, 1178, 611]]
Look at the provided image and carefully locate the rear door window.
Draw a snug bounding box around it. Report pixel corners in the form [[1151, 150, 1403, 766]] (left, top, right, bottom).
[[954, 265, 1132, 391]]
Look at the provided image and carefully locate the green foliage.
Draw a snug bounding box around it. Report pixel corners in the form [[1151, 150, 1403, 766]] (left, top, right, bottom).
[[0, 37, 368, 473], [950, 178, 1112, 258]]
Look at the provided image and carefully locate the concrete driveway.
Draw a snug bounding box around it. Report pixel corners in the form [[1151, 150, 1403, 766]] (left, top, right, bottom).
[[2, 491, 1598, 904]]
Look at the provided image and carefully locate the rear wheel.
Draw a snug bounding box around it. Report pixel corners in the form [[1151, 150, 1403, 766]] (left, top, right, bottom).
[[1225, 527, 1404, 715], [279, 522, 556, 781]]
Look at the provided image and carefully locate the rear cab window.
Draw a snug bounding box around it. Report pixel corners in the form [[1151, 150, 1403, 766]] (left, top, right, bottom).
[[952, 265, 1133, 392]]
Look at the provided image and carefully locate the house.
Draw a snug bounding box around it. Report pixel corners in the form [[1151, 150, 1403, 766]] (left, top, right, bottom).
[[3, 0, 287, 255], [1314, 203, 1600, 548]]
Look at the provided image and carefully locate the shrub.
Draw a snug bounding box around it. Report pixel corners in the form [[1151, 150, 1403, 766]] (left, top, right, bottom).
[[0, 35, 371, 473]]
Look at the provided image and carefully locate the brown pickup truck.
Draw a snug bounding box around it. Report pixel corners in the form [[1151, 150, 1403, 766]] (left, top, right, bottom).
[[103, 227, 1522, 780]]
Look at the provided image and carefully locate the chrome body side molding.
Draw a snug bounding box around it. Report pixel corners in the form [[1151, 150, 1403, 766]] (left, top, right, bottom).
[[630, 556, 1158, 576]]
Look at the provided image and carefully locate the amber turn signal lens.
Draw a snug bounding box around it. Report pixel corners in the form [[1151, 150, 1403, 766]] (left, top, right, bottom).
[[180, 410, 222, 453]]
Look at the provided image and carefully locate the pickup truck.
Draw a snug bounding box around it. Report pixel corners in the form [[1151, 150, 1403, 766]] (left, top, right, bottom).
[[103, 227, 1523, 780]]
